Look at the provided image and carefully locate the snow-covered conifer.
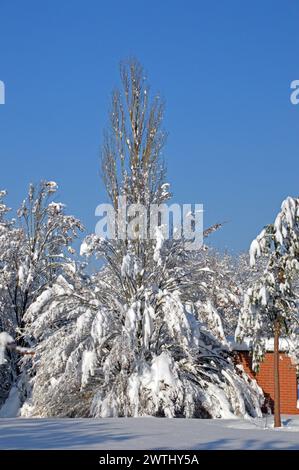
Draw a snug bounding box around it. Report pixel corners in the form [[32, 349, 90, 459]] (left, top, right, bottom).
[[236, 196, 299, 426]]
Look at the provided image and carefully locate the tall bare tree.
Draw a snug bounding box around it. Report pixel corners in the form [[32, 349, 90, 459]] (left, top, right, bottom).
[[101, 58, 169, 212]]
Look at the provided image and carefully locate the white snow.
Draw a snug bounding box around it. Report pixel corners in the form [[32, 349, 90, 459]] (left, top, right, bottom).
[[121, 254, 132, 277], [0, 331, 15, 347], [81, 350, 97, 387], [47, 202, 65, 214], [153, 227, 164, 265], [142, 352, 176, 395], [259, 286, 268, 306], [0, 331, 15, 364], [0, 386, 21, 418], [45, 181, 58, 191], [142, 303, 154, 349], [80, 241, 90, 257], [24, 289, 53, 322], [229, 336, 294, 352], [249, 239, 261, 267], [1, 417, 299, 449], [125, 304, 140, 333]]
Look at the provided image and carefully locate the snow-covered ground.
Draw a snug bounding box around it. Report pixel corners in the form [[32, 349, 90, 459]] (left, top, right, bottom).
[[0, 416, 299, 450]]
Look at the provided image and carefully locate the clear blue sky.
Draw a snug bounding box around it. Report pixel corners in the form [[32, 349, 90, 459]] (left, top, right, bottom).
[[1, 0, 299, 252]]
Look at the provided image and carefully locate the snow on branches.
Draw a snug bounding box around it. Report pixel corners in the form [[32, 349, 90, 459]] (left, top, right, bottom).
[[237, 196, 299, 370], [0, 60, 266, 420], [0, 331, 34, 366], [0, 182, 84, 411], [18, 227, 263, 419]]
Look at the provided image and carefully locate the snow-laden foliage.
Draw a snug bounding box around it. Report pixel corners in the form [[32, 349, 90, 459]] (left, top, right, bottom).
[[20, 232, 263, 419], [1, 182, 83, 330], [14, 181, 84, 326], [185, 250, 266, 344], [236, 196, 299, 370], [0, 182, 83, 409], [0, 190, 20, 334], [0, 190, 21, 406], [193, 251, 242, 341], [1, 60, 265, 420], [0, 332, 15, 366]]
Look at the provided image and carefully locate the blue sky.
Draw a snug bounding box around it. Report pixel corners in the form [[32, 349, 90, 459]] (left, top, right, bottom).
[[0, 0, 299, 252]]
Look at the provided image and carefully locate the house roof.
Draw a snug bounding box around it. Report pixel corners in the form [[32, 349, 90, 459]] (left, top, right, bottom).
[[228, 336, 294, 353]]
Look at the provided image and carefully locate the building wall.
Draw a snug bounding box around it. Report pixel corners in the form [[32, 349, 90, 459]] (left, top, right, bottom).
[[237, 351, 299, 415]]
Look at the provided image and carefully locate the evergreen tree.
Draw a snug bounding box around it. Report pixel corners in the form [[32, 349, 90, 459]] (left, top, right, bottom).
[[236, 196, 299, 427]]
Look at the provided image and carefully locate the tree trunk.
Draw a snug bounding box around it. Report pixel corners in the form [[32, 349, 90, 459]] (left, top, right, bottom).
[[274, 320, 282, 427]]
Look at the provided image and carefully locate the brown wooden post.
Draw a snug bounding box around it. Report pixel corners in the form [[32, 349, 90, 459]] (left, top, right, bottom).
[[274, 320, 282, 427]]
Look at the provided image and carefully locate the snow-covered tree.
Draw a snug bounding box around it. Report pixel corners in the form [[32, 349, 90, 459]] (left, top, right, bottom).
[[0, 60, 266, 420], [16, 60, 264, 419], [0, 190, 21, 406], [0, 190, 20, 334], [0, 182, 84, 412], [236, 196, 299, 427], [12, 181, 84, 330], [20, 233, 263, 419], [101, 58, 168, 210]]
